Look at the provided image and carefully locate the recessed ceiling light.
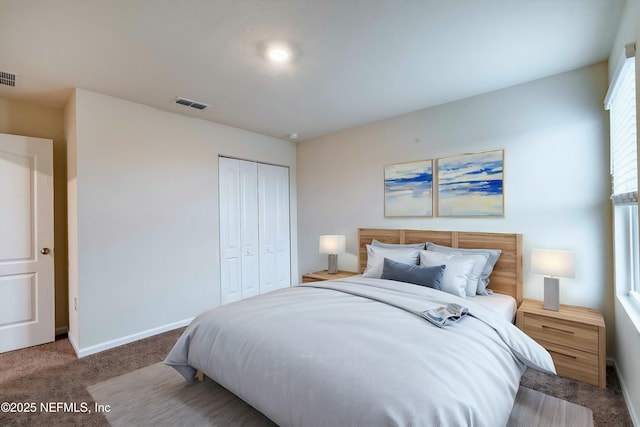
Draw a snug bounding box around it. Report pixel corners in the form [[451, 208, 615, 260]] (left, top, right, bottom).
[[265, 43, 292, 63], [288, 132, 298, 140]]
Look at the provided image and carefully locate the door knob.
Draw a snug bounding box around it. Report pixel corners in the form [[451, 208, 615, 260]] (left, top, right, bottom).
[[40, 248, 51, 255]]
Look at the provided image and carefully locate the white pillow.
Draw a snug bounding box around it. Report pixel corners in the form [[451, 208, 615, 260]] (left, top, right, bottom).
[[419, 251, 475, 298], [371, 239, 425, 250], [426, 242, 501, 295], [422, 250, 489, 297], [362, 245, 420, 278]]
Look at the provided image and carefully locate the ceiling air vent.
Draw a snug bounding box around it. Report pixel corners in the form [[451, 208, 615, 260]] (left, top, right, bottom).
[[175, 97, 209, 110], [0, 71, 17, 87]]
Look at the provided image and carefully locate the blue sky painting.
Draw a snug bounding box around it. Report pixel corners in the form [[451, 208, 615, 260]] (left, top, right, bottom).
[[384, 160, 433, 216], [437, 150, 504, 216]]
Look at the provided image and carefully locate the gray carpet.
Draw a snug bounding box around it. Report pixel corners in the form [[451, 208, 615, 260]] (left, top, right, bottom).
[[88, 362, 592, 427], [0, 329, 632, 426], [521, 365, 633, 426]]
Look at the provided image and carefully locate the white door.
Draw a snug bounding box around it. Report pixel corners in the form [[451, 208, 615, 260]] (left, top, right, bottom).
[[0, 133, 54, 353], [219, 157, 243, 304], [239, 161, 259, 299], [273, 165, 291, 289], [258, 163, 290, 293], [219, 157, 259, 304]]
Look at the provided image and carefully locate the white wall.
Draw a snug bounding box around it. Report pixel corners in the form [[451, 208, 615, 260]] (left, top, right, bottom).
[[64, 91, 79, 350], [297, 63, 612, 350], [67, 89, 297, 355], [610, 0, 640, 424]]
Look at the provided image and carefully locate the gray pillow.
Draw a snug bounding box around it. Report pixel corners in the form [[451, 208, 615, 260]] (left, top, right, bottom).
[[426, 242, 501, 295], [380, 257, 445, 290], [372, 239, 425, 250]]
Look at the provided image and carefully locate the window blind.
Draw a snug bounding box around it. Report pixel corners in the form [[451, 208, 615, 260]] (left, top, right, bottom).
[[606, 43, 637, 204]]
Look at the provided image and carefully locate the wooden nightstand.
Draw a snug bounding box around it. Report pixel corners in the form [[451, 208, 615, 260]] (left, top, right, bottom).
[[516, 299, 606, 389], [302, 270, 359, 283]]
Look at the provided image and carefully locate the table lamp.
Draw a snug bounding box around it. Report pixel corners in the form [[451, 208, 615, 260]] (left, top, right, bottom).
[[319, 235, 346, 274], [531, 249, 575, 311]]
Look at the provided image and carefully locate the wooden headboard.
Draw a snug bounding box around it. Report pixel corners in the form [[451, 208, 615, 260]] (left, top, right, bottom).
[[358, 228, 523, 305]]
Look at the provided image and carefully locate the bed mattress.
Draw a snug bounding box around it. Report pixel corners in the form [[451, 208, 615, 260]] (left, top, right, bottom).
[[474, 293, 518, 323]]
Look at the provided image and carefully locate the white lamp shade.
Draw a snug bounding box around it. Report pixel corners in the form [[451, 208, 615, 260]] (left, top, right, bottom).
[[319, 235, 346, 254], [531, 249, 575, 278]]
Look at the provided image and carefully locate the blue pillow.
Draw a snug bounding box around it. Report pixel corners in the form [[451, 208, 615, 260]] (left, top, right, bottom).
[[380, 257, 445, 290]]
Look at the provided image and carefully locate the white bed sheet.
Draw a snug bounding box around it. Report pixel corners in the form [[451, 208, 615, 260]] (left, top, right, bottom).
[[166, 277, 554, 427], [473, 292, 518, 323]]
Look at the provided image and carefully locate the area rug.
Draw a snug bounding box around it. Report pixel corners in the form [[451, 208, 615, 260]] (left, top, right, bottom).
[[88, 363, 592, 426]]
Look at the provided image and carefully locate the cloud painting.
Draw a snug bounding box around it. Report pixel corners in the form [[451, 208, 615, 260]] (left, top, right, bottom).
[[384, 160, 433, 217], [437, 150, 504, 216]]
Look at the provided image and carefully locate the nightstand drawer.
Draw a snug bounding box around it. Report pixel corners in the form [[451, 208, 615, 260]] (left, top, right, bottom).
[[522, 313, 598, 354], [540, 340, 600, 387]]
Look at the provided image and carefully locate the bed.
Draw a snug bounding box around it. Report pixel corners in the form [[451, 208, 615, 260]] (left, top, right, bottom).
[[165, 228, 554, 427]]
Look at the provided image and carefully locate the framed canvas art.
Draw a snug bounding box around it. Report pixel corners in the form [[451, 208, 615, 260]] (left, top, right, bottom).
[[384, 160, 433, 217], [437, 150, 504, 216]]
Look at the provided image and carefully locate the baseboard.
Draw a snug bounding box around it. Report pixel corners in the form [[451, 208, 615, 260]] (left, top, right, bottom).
[[55, 326, 68, 336], [67, 332, 80, 356], [609, 358, 640, 426], [74, 318, 193, 358]]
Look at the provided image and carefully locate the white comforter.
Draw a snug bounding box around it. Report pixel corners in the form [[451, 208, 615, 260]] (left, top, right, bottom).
[[165, 277, 555, 427]]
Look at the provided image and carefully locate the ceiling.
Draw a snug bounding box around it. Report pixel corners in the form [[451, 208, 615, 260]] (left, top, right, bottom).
[[0, 0, 625, 142]]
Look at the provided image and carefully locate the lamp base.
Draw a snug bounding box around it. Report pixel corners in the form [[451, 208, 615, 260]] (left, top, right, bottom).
[[543, 277, 559, 311], [327, 254, 338, 274]]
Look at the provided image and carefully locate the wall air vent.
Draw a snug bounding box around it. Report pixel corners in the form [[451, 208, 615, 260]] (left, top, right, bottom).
[[174, 97, 209, 110], [0, 71, 17, 87]]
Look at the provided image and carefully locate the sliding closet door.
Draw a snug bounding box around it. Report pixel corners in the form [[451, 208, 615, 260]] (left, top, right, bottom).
[[220, 157, 290, 305], [258, 163, 290, 293], [219, 157, 259, 304], [239, 161, 259, 298], [219, 157, 242, 304], [273, 165, 291, 290]]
